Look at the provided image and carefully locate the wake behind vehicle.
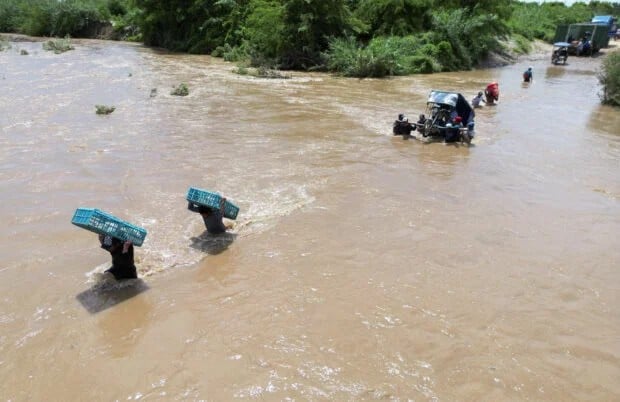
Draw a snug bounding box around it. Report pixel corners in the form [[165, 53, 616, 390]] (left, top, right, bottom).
[[393, 90, 475, 144], [551, 42, 569, 65]]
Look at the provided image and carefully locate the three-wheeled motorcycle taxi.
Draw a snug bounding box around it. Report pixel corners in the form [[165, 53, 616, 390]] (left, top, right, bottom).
[[552, 42, 570, 64], [401, 90, 475, 144]]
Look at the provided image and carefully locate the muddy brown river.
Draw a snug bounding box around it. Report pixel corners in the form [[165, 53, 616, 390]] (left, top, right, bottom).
[[1, 38, 619, 401]]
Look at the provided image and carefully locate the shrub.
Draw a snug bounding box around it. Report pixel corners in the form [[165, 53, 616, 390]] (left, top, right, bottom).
[[243, 0, 285, 61], [232, 66, 249, 76], [512, 34, 531, 55], [213, 43, 249, 63], [42, 36, 74, 53], [18, 0, 111, 37], [109, 6, 141, 41], [429, 8, 506, 70], [325, 35, 447, 77], [0, 39, 10, 51], [598, 52, 620, 106], [95, 105, 115, 114], [405, 54, 439, 74], [51, 0, 106, 36], [171, 83, 189, 96], [326, 37, 398, 77]]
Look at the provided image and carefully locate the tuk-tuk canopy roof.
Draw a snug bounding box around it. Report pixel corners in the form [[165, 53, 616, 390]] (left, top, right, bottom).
[[427, 90, 461, 107], [426, 90, 474, 123]]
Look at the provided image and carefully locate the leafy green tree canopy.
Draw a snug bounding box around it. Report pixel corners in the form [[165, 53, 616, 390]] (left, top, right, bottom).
[[354, 0, 433, 37]]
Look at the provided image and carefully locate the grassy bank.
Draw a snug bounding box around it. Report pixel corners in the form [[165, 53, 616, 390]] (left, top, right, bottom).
[[599, 50, 620, 107], [0, 0, 136, 39]]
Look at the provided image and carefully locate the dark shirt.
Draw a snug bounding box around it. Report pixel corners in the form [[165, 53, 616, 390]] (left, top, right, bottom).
[[101, 236, 137, 280], [188, 202, 227, 234]]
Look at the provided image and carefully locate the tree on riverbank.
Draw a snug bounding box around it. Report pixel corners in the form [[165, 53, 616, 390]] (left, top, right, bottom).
[[2, 0, 619, 77]]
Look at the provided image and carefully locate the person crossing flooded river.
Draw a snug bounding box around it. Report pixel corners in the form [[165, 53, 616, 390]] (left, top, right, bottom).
[[523, 67, 533, 83], [471, 91, 485, 108], [484, 82, 499, 104], [99, 234, 137, 280], [188, 197, 232, 234]]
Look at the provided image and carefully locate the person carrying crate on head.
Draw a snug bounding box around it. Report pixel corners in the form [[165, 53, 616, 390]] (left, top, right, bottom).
[[188, 196, 231, 234], [99, 234, 137, 280], [71, 208, 145, 280]]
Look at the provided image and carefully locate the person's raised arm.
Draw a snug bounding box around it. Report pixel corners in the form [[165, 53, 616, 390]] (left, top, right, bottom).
[[122, 240, 132, 254], [219, 197, 227, 215], [99, 234, 113, 250], [188, 201, 200, 213]]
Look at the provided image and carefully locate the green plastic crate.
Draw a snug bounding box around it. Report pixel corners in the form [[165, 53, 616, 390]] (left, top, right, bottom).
[[71, 208, 147, 246], [186, 187, 239, 220]]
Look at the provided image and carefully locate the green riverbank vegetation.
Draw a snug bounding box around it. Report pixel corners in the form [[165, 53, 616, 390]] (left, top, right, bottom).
[[170, 83, 189, 97], [95, 104, 116, 114], [0, 0, 137, 40], [598, 51, 620, 106], [42, 36, 74, 53], [1, 0, 619, 78]]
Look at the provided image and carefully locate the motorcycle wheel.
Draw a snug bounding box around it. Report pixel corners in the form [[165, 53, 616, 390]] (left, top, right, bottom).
[[423, 120, 433, 137]]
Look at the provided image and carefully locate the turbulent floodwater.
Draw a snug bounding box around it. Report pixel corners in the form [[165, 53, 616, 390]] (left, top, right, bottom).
[[1, 38, 619, 401]]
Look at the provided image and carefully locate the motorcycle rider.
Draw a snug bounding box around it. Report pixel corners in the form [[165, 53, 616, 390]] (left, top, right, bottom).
[[393, 113, 414, 137]]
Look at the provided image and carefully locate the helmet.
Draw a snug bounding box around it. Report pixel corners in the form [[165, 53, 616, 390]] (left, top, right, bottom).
[[454, 116, 462, 123], [398, 113, 404, 120], [478, 91, 483, 96]]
